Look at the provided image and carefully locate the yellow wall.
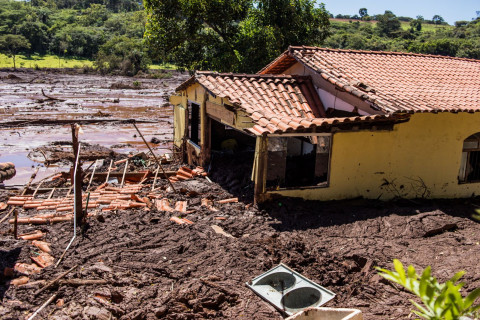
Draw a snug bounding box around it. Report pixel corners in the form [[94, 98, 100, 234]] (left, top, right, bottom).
[[269, 112, 480, 200]]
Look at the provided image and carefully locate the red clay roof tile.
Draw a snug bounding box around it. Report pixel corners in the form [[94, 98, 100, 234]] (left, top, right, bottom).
[[176, 72, 411, 135], [260, 46, 480, 114]]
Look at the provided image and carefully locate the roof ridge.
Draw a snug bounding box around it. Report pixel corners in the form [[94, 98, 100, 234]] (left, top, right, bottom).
[[196, 71, 309, 79], [288, 46, 480, 63]]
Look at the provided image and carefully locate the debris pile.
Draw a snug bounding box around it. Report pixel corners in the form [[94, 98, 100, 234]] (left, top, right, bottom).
[[169, 166, 207, 183], [0, 162, 16, 182]]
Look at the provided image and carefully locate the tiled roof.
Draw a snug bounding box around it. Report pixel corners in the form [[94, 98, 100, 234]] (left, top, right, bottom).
[[260, 46, 480, 114], [176, 72, 403, 135], [246, 114, 401, 136]]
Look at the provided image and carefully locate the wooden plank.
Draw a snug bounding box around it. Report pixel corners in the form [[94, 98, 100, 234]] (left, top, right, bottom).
[[206, 101, 235, 126], [254, 136, 268, 204]]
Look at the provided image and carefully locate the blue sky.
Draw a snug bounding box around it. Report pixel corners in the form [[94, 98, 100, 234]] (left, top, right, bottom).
[[321, 0, 479, 25]]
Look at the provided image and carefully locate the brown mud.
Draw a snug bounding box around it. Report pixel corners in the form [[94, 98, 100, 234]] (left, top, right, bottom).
[[0, 69, 189, 186], [1, 70, 480, 320]]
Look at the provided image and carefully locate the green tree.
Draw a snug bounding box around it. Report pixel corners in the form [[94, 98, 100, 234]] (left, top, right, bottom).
[[432, 14, 445, 25], [94, 35, 150, 75], [359, 7, 367, 18], [18, 21, 50, 53], [410, 18, 422, 32], [78, 3, 109, 26], [376, 10, 401, 37], [143, 0, 330, 72], [0, 34, 30, 69]]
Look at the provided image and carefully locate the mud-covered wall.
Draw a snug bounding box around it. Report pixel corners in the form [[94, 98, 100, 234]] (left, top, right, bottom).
[[268, 112, 480, 201]]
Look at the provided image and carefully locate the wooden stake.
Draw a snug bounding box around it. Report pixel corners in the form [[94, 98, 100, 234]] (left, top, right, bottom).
[[86, 160, 98, 190], [151, 166, 159, 191], [133, 122, 176, 192], [32, 181, 44, 197], [105, 159, 113, 183], [71, 124, 84, 226], [27, 292, 58, 320], [13, 209, 18, 239], [47, 188, 55, 199], [120, 160, 128, 188], [34, 265, 78, 296]]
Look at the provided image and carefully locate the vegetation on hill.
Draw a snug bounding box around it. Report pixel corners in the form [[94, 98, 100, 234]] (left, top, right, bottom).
[[0, 0, 150, 74], [0, 0, 479, 74], [326, 11, 480, 59]]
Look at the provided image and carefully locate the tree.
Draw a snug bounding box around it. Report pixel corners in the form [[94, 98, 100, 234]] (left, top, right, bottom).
[[410, 18, 422, 32], [0, 34, 31, 69], [143, 0, 330, 72], [376, 10, 401, 37], [359, 8, 367, 18], [94, 36, 151, 75], [18, 21, 50, 54], [432, 14, 445, 25]]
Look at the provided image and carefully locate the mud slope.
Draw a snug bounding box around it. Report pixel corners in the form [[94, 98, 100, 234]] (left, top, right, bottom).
[[1, 174, 480, 319]]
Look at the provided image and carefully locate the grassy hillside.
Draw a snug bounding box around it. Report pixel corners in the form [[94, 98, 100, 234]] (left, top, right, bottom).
[[0, 53, 176, 70], [0, 54, 93, 69]]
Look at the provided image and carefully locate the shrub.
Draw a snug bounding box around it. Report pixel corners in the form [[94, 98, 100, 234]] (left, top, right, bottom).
[[376, 259, 480, 320]]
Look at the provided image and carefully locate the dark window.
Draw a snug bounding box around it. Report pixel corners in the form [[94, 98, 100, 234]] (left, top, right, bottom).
[[189, 103, 200, 145], [266, 135, 331, 189], [459, 133, 480, 183]]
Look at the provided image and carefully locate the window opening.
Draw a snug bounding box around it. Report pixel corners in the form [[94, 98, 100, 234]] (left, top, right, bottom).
[[188, 103, 200, 145], [266, 135, 331, 189], [459, 133, 480, 183]]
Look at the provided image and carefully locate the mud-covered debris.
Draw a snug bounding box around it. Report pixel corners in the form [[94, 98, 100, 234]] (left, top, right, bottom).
[[150, 137, 161, 144], [211, 225, 234, 238]]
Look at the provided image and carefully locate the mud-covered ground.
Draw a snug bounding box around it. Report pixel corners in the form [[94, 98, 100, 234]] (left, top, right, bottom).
[[1, 167, 480, 320], [1, 70, 480, 320]]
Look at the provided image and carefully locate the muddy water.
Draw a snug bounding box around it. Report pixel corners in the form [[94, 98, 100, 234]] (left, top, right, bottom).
[[0, 69, 189, 186]]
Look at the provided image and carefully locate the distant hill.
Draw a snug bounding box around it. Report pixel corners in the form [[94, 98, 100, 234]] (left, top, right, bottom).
[[325, 16, 479, 59]]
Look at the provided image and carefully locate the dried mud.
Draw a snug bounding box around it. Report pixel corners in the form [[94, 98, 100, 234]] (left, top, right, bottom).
[[1, 171, 480, 320], [1, 70, 480, 320]]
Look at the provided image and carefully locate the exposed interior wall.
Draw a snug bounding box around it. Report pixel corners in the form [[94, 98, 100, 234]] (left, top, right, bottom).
[[267, 112, 480, 201], [283, 62, 382, 115]]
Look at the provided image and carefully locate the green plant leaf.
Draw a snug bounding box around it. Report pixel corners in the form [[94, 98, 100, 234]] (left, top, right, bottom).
[[464, 288, 480, 310], [410, 299, 434, 319], [394, 259, 407, 285], [419, 266, 431, 298], [449, 271, 466, 285]]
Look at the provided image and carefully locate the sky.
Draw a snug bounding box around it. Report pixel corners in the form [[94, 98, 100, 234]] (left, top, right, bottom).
[[321, 0, 479, 25]]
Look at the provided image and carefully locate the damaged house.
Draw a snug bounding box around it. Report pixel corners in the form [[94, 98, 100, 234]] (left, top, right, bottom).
[[170, 46, 480, 203]]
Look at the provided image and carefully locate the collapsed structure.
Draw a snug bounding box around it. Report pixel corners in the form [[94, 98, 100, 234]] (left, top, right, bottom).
[[170, 46, 480, 203]]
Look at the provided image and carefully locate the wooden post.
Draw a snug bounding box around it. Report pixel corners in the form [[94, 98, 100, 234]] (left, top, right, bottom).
[[13, 209, 18, 239], [200, 93, 208, 167], [71, 124, 84, 226], [254, 135, 268, 205]]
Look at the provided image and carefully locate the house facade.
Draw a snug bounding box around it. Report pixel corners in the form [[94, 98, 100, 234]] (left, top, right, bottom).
[[170, 46, 480, 203]]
